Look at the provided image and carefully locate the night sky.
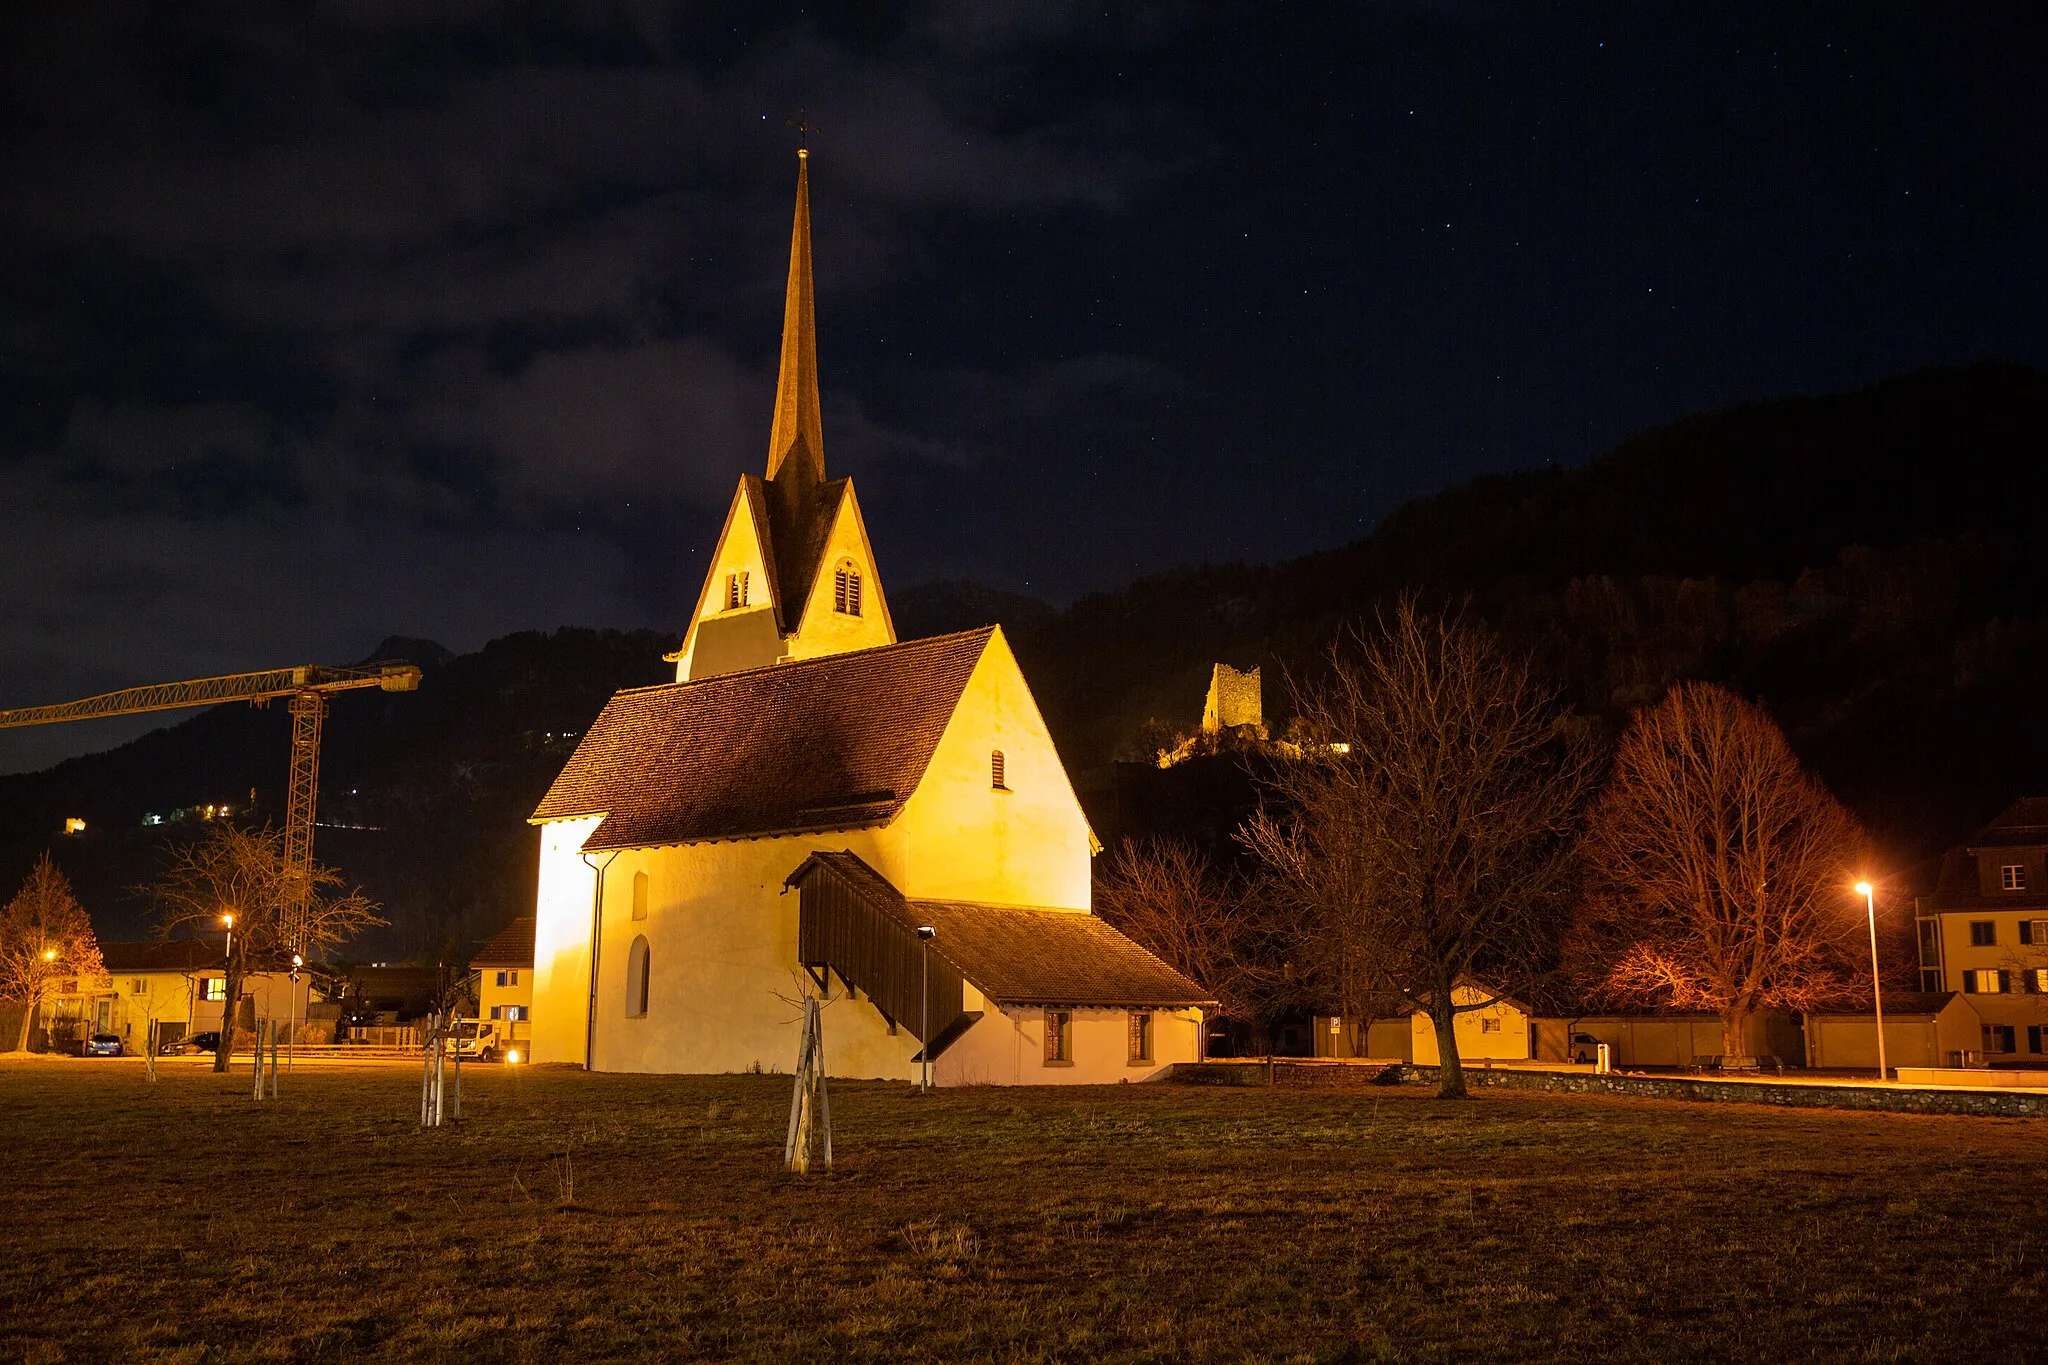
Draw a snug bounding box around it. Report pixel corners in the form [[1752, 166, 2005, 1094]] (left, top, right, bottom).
[[3, 3, 2042, 772]]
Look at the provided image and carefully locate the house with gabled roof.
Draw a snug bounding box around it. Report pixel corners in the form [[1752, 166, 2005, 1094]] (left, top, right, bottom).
[[524, 149, 1210, 1082], [1915, 797, 2048, 1063]]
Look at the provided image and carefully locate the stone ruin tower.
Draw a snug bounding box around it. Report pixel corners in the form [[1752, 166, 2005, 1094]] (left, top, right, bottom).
[[1200, 664, 1266, 738]]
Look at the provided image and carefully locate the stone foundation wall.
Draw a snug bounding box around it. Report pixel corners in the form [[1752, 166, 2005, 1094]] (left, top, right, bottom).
[[1399, 1064, 2048, 1118]]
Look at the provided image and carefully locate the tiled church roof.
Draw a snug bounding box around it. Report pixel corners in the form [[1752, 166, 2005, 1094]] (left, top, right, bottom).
[[532, 628, 995, 850], [789, 851, 1215, 1009]]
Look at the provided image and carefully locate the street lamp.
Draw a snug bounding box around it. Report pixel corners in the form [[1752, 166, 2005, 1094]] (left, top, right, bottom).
[[221, 913, 234, 961], [1856, 881, 1887, 1082], [916, 926, 936, 1095], [287, 954, 304, 1072]]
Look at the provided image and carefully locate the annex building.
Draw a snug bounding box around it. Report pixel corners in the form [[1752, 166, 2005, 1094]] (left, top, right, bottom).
[[525, 150, 1209, 1083]]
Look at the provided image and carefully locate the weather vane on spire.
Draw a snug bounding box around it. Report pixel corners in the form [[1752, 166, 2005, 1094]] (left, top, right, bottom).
[[785, 109, 814, 156]]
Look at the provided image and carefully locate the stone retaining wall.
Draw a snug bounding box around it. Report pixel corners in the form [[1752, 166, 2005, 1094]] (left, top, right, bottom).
[[1399, 1064, 2048, 1117]]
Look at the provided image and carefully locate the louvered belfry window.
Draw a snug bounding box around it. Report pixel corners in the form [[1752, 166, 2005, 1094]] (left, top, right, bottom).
[[833, 563, 862, 616], [725, 570, 749, 610], [991, 749, 1007, 790]]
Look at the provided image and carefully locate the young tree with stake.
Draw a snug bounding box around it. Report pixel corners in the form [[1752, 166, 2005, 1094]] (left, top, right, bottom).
[[0, 854, 105, 1052], [1244, 601, 1597, 1098], [1572, 681, 1868, 1059]]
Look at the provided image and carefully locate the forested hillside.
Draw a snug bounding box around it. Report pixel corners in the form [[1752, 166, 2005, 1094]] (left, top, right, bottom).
[[3, 361, 2041, 958]]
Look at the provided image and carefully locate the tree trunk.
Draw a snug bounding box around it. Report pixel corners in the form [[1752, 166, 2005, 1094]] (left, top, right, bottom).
[[1720, 1005, 1753, 1062], [14, 997, 33, 1053], [213, 961, 244, 1074], [1433, 1001, 1467, 1099]]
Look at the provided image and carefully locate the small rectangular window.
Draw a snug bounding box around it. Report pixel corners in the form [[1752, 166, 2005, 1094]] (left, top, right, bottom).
[[1967, 969, 2009, 994], [1921, 969, 1944, 992], [1127, 1011, 1153, 1064], [2031, 1026, 2043, 1055], [489, 1006, 503, 1020], [1986, 1024, 2018, 1054], [991, 749, 1007, 790], [495, 970, 508, 988], [202, 977, 226, 1002], [1971, 921, 1997, 947], [1480, 1017, 1502, 1033], [1044, 1009, 1073, 1065], [2028, 969, 2048, 994], [2002, 864, 2027, 891], [509, 969, 519, 986]]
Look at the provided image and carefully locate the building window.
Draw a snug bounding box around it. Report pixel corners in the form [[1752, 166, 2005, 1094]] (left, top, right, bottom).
[[1920, 969, 1944, 993], [833, 563, 863, 616], [1970, 921, 1997, 947], [489, 1006, 503, 1020], [2031, 1026, 2043, 1056], [632, 870, 649, 922], [1128, 1011, 1153, 1064], [1044, 1009, 1073, 1065], [201, 977, 226, 1002], [991, 749, 1007, 791], [1966, 969, 2009, 994], [725, 570, 750, 610], [2026, 969, 2048, 994], [495, 970, 508, 988], [504, 1005, 527, 1021], [2027, 920, 2048, 947], [1985, 1024, 2018, 1054], [1480, 1017, 1502, 1033], [625, 936, 650, 1019], [2002, 864, 2028, 891]]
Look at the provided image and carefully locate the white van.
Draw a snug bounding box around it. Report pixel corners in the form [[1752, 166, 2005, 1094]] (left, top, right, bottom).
[[445, 1019, 510, 1061]]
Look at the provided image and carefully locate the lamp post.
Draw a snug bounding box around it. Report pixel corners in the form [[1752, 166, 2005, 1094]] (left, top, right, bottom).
[[221, 913, 234, 962], [287, 953, 303, 1072], [1857, 881, 1887, 1081], [916, 926, 936, 1095]]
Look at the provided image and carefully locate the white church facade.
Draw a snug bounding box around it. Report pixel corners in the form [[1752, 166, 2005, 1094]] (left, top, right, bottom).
[[525, 150, 1209, 1083]]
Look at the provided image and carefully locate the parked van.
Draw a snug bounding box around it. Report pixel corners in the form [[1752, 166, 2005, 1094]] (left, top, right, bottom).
[[445, 1019, 510, 1062]]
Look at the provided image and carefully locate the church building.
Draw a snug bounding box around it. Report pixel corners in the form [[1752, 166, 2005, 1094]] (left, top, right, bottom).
[[525, 150, 1210, 1084]]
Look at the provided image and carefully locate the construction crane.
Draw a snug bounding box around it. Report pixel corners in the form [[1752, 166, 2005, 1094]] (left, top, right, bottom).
[[0, 661, 422, 951]]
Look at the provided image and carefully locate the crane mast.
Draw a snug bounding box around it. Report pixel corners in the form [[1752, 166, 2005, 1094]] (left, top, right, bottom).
[[0, 660, 421, 955]]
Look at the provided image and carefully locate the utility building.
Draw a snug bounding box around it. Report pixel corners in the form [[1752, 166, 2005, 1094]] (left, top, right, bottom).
[[525, 151, 1210, 1082]]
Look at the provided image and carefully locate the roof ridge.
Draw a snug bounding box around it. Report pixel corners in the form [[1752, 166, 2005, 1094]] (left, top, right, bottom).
[[612, 624, 997, 698]]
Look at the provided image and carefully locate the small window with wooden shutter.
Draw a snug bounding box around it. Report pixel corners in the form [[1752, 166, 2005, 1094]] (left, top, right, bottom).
[[991, 749, 1007, 790], [1127, 1010, 1153, 1064], [1044, 1009, 1073, 1065], [725, 571, 749, 610], [833, 562, 863, 616]]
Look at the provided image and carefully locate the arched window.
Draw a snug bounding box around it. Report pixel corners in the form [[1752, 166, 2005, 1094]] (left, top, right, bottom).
[[991, 749, 1007, 790], [625, 936, 650, 1018], [833, 561, 863, 616], [631, 870, 649, 921]]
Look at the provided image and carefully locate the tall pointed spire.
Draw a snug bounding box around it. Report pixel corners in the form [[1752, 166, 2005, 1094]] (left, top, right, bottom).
[[766, 149, 825, 483]]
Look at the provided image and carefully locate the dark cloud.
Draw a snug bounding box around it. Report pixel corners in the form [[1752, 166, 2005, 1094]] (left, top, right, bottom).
[[2, 1, 2043, 770]]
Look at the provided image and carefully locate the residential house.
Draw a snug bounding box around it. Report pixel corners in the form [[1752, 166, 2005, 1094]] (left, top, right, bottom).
[[1916, 798, 2048, 1063], [472, 916, 534, 1056]]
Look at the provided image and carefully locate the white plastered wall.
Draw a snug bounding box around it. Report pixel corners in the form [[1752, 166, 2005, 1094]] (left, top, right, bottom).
[[936, 1001, 1204, 1086], [1411, 985, 1532, 1064], [892, 627, 1093, 909], [784, 484, 896, 662]]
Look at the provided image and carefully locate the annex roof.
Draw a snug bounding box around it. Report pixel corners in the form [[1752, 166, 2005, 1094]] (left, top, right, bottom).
[[470, 917, 535, 969], [1967, 797, 2048, 851], [1807, 991, 1965, 1019], [787, 851, 1215, 1009], [533, 628, 995, 850]]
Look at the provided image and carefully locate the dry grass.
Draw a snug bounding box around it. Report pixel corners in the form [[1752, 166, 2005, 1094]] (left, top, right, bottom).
[[2, 1055, 2043, 1363]]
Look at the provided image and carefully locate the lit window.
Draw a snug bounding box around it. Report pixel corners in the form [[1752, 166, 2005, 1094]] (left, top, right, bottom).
[[1044, 1009, 1073, 1064], [1970, 921, 1997, 947], [1966, 969, 2009, 994], [833, 563, 863, 616], [1127, 1011, 1153, 1064], [505, 1005, 527, 1021], [725, 570, 750, 610], [625, 936, 650, 1019], [202, 977, 227, 1002], [991, 750, 1007, 791], [2002, 864, 2027, 891], [632, 870, 649, 921], [2025, 969, 2048, 994]]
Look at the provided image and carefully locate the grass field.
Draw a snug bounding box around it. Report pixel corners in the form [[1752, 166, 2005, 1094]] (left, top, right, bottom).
[[3, 1055, 2043, 1363]]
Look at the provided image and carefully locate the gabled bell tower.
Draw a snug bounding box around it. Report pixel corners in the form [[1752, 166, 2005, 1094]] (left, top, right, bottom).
[[672, 148, 895, 682]]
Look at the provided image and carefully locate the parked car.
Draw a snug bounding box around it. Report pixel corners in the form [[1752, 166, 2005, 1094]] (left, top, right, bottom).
[[171, 1031, 222, 1054], [82, 1033, 123, 1057]]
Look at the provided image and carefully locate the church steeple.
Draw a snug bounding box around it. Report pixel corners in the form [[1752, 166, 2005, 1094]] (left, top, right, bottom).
[[765, 149, 825, 484]]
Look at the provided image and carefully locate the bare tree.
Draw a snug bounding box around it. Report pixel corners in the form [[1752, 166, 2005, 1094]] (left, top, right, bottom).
[[0, 854, 105, 1052], [1243, 600, 1598, 1097], [1573, 681, 1868, 1058], [152, 823, 385, 1072], [1096, 838, 1313, 1049]]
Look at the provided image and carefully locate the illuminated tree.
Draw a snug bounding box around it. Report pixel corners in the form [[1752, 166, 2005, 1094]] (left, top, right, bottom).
[[0, 854, 105, 1053], [152, 823, 384, 1072], [1573, 682, 1868, 1058], [1243, 600, 1597, 1097]]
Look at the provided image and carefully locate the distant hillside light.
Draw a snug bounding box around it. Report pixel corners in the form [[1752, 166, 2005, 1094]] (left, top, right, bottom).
[[62, 817, 85, 834]]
